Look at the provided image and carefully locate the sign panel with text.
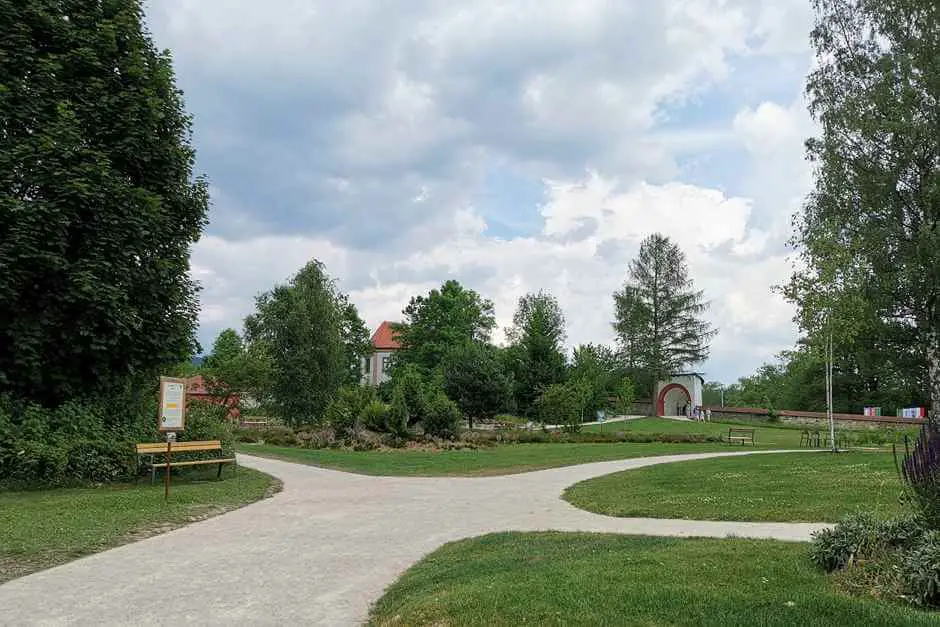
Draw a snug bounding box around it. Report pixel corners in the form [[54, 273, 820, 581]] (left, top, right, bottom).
[[158, 376, 187, 432]]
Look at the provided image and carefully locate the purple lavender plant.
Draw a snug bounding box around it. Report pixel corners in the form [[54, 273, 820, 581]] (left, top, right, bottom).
[[897, 423, 940, 529]]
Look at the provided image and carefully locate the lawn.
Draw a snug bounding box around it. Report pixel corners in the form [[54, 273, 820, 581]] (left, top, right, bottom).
[[564, 450, 904, 522], [0, 467, 279, 583], [583, 417, 806, 447], [238, 441, 752, 476], [369, 532, 939, 626]]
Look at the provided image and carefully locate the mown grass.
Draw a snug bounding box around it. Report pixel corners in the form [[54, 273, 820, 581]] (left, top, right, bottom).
[[369, 532, 939, 626], [564, 451, 904, 522], [237, 441, 758, 476], [0, 467, 279, 583], [583, 417, 807, 447]]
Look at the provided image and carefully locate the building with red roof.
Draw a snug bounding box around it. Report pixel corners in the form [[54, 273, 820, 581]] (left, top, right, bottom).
[[362, 321, 402, 386]]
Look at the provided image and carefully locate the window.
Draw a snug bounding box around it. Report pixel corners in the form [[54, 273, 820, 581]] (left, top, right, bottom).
[[382, 356, 391, 371], [363, 356, 371, 373]]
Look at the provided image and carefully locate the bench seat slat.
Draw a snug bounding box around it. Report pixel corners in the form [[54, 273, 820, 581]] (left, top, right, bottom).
[[151, 458, 236, 469]]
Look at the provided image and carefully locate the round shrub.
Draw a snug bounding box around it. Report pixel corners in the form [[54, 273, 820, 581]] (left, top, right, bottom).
[[423, 391, 461, 439], [901, 531, 940, 607]]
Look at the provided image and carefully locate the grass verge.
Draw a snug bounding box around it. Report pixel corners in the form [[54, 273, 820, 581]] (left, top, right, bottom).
[[564, 450, 903, 522], [369, 532, 938, 626], [582, 417, 806, 447], [0, 467, 279, 583], [236, 441, 761, 476]]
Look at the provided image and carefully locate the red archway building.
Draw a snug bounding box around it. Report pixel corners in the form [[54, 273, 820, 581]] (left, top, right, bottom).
[[657, 383, 692, 416]]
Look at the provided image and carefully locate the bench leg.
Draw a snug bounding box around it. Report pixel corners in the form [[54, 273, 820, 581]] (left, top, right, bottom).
[[217, 462, 223, 480], [150, 455, 156, 485]]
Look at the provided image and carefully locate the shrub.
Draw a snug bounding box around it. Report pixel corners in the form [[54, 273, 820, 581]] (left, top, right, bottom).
[[395, 365, 428, 426], [900, 530, 940, 607], [897, 423, 940, 529], [537, 383, 581, 432], [387, 387, 410, 437], [64, 440, 137, 483], [258, 426, 299, 447], [360, 400, 390, 433], [811, 512, 894, 572], [423, 391, 461, 439]]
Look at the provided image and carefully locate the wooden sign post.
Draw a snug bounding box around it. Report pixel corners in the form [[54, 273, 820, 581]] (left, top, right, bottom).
[[158, 377, 188, 500]]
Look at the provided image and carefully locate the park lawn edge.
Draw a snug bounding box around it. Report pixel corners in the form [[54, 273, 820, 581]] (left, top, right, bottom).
[[235, 441, 799, 477], [0, 468, 282, 584]]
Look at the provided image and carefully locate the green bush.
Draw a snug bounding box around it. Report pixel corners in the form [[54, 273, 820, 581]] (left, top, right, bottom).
[[258, 426, 299, 447], [423, 391, 461, 439], [387, 387, 410, 437], [0, 396, 154, 487], [811, 512, 896, 571], [360, 400, 390, 433], [395, 365, 428, 426], [234, 428, 261, 443], [537, 383, 582, 432], [901, 531, 940, 607], [323, 385, 377, 436]]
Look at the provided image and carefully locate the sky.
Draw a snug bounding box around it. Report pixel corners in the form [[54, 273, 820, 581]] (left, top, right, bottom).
[[145, 0, 819, 385]]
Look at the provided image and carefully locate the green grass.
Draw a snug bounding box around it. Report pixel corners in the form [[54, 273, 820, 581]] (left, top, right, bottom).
[[564, 451, 904, 522], [0, 467, 279, 583], [237, 441, 760, 476], [583, 417, 806, 447], [369, 532, 939, 626]]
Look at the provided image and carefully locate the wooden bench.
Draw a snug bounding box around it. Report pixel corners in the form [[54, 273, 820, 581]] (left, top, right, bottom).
[[136, 440, 236, 484], [727, 428, 755, 446]]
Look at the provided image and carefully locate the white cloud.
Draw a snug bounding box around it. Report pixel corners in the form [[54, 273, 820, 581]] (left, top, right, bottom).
[[143, 0, 819, 381]]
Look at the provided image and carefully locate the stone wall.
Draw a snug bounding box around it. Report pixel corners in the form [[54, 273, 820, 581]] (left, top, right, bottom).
[[706, 405, 924, 430]]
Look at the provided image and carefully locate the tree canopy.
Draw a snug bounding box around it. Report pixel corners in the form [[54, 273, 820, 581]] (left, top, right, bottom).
[[393, 280, 496, 374], [0, 0, 208, 406], [504, 290, 568, 414], [787, 0, 939, 423], [613, 233, 716, 395], [244, 260, 368, 424]]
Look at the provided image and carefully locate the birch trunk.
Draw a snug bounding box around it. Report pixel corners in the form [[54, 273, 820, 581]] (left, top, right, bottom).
[[927, 328, 940, 427]]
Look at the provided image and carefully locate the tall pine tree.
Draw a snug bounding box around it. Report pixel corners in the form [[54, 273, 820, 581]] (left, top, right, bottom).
[[504, 290, 567, 414], [613, 234, 716, 395], [0, 1, 208, 406]]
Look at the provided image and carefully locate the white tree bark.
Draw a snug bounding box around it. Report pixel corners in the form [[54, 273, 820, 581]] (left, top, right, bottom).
[[927, 328, 940, 427]]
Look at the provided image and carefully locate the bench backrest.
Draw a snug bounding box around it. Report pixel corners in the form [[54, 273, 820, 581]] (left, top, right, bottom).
[[136, 440, 223, 454], [728, 428, 755, 434]]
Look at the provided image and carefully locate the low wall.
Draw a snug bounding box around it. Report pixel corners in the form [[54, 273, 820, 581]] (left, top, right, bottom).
[[630, 400, 655, 416], [706, 406, 925, 430]]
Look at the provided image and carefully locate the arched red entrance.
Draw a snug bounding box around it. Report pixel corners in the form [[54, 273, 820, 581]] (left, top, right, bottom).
[[657, 383, 692, 416]]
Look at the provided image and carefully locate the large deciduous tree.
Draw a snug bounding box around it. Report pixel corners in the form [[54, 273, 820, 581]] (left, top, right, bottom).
[[244, 261, 368, 424], [788, 0, 939, 423], [504, 290, 568, 415], [393, 280, 496, 375], [613, 233, 716, 395], [0, 0, 209, 406], [440, 341, 512, 428]]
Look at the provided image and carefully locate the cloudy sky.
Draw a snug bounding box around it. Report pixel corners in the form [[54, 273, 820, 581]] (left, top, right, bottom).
[[146, 0, 818, 384]]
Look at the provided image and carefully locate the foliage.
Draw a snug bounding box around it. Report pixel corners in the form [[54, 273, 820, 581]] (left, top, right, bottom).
[[393, 280, 496, 375], [204, 329, 244, 370], [392, 364, 429, 426], [423, 390, 462, 439], [440, 342, 512, 428], [787, 0, 940, 424], [244, 260, 369, 425], [360, 400, 390, 434], [613, 233, 716, 396], [504, 291, 568, 414], [322, 385, 378, 436], [387, 386, 410, 438], [611, 377, 636, 416], [569, 344, 622, 418], [0, 396, 158, 486], [897, 423, 940, 529], [0, 0, 209, 407], [900, 531, 940, 608], [813, 511, 940, 609], [536, 383, 582, 432]]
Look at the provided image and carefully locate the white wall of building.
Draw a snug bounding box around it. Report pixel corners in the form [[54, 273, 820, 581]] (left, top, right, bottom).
[[361, 350, 396, 386]]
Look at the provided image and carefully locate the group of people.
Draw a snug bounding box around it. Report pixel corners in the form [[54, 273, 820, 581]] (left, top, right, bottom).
[[681, 404, 711, 422]]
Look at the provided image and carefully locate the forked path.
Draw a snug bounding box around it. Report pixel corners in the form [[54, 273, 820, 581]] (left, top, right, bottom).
[[0, 450, 828, 626]]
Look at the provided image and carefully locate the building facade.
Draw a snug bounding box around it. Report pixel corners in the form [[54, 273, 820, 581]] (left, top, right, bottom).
[[655, 373, 705, 417], [361, 321, 401, 386]]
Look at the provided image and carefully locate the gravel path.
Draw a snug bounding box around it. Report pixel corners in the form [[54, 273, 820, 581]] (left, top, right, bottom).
[[0, 449, 829, 626]]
